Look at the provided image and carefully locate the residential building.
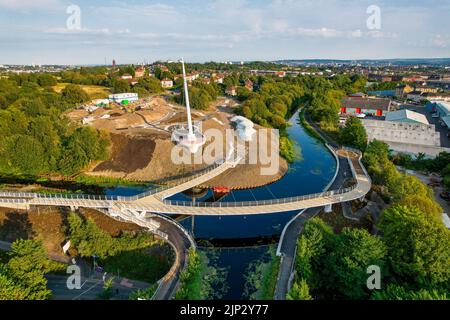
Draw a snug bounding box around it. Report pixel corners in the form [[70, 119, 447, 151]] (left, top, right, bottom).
[[395, 84, 414, 98], [213, 74, 225, 84], [161, 78, 174, 88], [135, 66, 146, 78], [225, 86, 237, 96], [244, 79, 254, 91], [415, 85, 438, 94], [121, 73, 133, 80]]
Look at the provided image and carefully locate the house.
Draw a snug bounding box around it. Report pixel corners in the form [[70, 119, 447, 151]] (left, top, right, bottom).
[[121, 73, 133, 80], [185, 72, 200, 82], [225, 86, 237, 96], [385, 109, 429, 125], [414, 85, 438, 94], [134, 66, 145, 78], [161, 78, 173, 88], [369, 74, 393, 82], [244, 79, 254, 91], [213, 74, 225, 84], [395, 84, 414, 98], [340, 97, 392, 117]]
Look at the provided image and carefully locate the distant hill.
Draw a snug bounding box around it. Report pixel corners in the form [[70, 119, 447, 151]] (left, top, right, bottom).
[[275, 58, 450, 66]]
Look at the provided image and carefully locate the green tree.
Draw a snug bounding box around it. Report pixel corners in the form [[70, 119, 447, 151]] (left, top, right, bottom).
[[0, 239, 62, 300], [287, 279, 313, 300], [325, 228, 386, 299], [378, 205, 450, 289], [61, 84, 90, 104], [396, 195, 443, 220], [372, 284, 448, 300], [340, 117, 368, 150]]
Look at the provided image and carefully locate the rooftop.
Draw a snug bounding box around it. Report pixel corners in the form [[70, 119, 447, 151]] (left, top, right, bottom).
[[342, 97, 391, 111], [385, 109, 429, 125]]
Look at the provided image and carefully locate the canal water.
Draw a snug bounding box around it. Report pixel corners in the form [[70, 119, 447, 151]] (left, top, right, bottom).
[[105, 111, 336, 299]]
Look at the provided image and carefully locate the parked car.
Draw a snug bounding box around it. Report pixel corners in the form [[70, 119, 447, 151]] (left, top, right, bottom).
[[440, 191, 450, 201]]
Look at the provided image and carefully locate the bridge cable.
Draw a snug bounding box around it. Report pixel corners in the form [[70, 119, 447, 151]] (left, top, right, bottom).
[[248, 188, 258, 202], [230, 189, 237, 202], [264, 185, 277, 199]]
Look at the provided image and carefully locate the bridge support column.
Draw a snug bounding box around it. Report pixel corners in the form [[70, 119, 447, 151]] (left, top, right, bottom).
[[69, 206, 78, 212], [324, 204, 333, 213]]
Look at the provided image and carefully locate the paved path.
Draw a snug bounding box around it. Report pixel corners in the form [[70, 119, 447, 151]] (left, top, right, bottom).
[[151, 216, 192, 300], [274, 152, 352, 300]]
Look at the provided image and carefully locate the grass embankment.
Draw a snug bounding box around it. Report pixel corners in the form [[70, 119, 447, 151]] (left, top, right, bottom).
[[175, 249, 205, 300], [74, 174, 150, 188], [243, 246, 281, 300], [298, 109, 325, 143]]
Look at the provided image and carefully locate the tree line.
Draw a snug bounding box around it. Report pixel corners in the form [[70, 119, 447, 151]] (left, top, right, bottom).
[[0, 78, 110, 177], [288, 140, 449, 300]]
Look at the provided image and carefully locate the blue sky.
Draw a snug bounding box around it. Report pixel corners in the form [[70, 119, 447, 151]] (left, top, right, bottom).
[[1, 0, 449, 65]]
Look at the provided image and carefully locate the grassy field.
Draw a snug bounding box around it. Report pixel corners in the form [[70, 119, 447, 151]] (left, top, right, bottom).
[[74, 174, 150, 188], [53, 83, 110, 99]]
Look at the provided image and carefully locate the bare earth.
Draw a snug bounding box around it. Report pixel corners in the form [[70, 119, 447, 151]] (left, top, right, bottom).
[[68, 96, 288, 189]]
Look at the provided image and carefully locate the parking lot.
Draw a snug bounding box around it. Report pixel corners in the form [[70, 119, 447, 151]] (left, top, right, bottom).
[[402, 104, 450, 148]]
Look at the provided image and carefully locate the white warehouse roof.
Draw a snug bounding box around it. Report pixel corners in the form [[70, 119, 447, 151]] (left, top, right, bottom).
[[385, 109, 429, 125]]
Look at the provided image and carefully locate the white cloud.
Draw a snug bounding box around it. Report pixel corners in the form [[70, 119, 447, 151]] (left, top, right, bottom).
[[44, 27, 131, 35], [431, 35, 450, 48], [0, 0, 65, 11]]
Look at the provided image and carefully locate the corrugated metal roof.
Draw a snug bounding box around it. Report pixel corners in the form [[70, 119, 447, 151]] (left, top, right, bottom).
[[342, 97, 391, 111], [385, 109, 429, 125], [442, 116, 450, 128]]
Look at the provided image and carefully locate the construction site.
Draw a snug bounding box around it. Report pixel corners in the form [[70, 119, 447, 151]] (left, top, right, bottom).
[[66, 95, 288, 189]]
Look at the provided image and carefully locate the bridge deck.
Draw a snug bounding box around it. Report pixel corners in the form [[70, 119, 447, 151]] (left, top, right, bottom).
[[0, 147, 371, 216]]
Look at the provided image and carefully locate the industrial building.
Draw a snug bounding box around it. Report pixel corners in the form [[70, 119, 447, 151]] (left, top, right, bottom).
[[427, 101, 450, 129], [385, 109, 429, 125], [340, 97, 392, 117], [108, 93, 139, 104]]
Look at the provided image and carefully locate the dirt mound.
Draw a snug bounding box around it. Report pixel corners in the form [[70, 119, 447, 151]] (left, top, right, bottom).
[[93, 133, 156, 173]]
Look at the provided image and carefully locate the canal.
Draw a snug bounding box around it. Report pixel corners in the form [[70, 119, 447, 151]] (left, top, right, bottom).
[[106, 111, 337, 299]]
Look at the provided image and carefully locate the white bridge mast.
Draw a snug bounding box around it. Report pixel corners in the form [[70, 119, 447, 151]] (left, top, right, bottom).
[[180, 58, 195, 140]]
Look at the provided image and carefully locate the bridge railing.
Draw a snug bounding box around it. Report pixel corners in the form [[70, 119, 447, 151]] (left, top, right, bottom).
[[0, 156, 229, 203], [161, 183, 358, 208]]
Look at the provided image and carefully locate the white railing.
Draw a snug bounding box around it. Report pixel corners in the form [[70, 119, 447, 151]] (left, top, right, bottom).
[[161, 184, 358, 208]]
